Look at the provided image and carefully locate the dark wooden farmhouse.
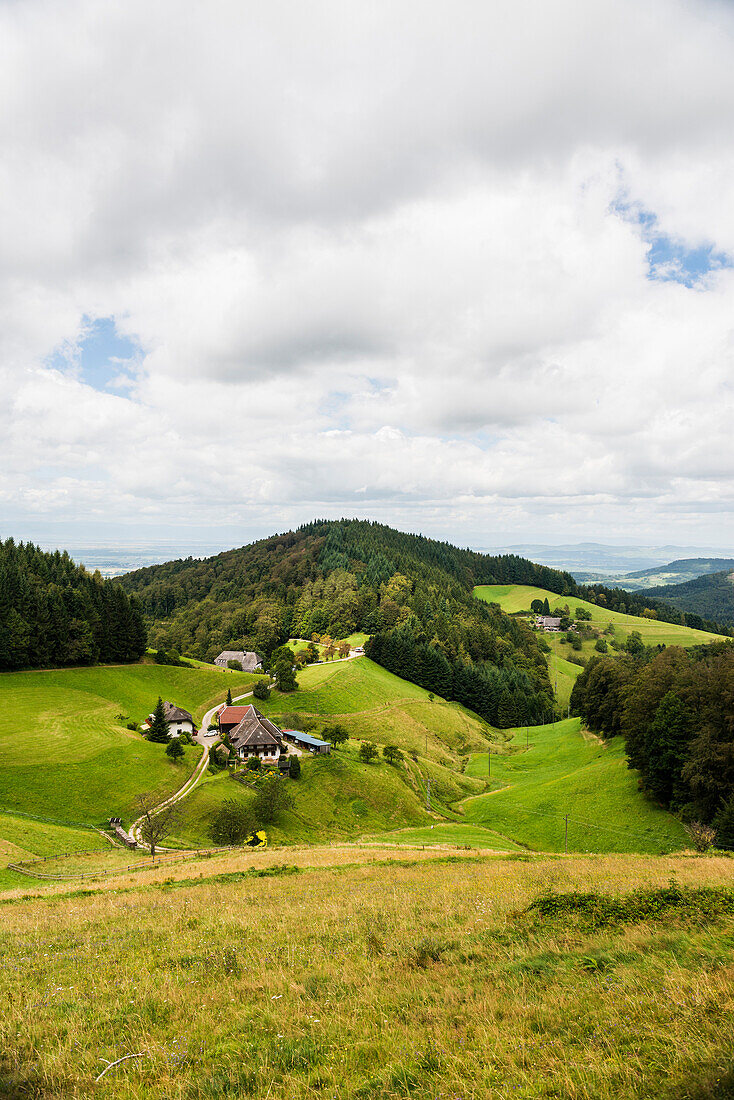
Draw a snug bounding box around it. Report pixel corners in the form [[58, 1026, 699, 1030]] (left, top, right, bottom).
[[218, 703, 286, 762]]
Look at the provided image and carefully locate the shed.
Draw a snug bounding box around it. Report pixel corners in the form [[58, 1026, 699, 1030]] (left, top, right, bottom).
[[281, 729, 331, 755]]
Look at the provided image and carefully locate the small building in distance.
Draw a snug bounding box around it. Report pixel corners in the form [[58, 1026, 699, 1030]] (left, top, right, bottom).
[[535, 616, 562, 632], [214, 650, 262, 672], [144, 701, 197, 738], [281, 729, 332, 755]]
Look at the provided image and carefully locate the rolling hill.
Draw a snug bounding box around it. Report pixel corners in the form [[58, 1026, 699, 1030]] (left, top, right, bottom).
[[638, 568, 734, 624], [574, 556, 734, 591]]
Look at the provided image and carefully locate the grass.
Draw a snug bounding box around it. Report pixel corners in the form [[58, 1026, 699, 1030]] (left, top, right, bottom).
[[0, 662, 259, 824], [1, 848, 733, 1099], [260, 657, 494, 767], [475, 583, 722, 647], [363, 822, 522, 849], [286, 633, 369, 659], [0, 811, 111, 890], [463, 718, 689, 854]]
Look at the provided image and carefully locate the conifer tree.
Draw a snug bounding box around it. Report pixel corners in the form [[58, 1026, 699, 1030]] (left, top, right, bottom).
[[713, 796, 734, 851], [226, 688, 233, 706], [148, 697, 170, 743]]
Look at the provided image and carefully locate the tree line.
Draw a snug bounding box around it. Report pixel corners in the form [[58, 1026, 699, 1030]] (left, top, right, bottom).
[[0, 538, 146, 671], [569, 643, 734, 844]]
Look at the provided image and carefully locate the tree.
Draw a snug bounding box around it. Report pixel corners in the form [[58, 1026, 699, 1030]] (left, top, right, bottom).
[[253, 679, 270, 700], [713, 796, 734, 851], [226, 688, 233, 706], [135, 792, 181, 858], [274, 659, 297, 693], [530, 599, 544, 614], [595, 638, 608, 653], [359, 741, 379, 763], [165, 738, 185, 763], [306, 642, 319, 662], [324, 643, 337, 661], [289, 755, 301, 779], [383, 744, 404, 765], [323, 724, 349, 749], [246, 755, 262, 771], [227, 659, 244, 670], [428, 692, 435, 703], [209, 798, 256, 845], [542, 598, 551, 615], [625, 631, 644, 655], [147, 697, 170, 743], [253, 774, 294, 823]]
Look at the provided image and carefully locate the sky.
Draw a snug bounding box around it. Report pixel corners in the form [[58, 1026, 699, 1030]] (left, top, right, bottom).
[[3, 0, 734, 556]]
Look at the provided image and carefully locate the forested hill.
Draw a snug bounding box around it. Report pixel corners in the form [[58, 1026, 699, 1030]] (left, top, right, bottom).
[[638, 570, 734, 626], [0, 539, 146, 671], [120, 519, 575, 726]]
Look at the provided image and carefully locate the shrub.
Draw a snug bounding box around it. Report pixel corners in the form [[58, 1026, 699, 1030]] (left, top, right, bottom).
[[252, 679, 270, 701], [246, 755, 262, 771], [289, 755, 301, 779], [209, 799, 256, 845], [359, 741, 379, 764]]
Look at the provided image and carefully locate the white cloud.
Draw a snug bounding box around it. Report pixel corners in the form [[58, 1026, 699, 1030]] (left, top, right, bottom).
[[2, 0, 734, 547]]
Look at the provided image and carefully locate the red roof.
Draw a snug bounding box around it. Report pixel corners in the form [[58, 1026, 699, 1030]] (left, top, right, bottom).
[[218, 705, 255, 725]]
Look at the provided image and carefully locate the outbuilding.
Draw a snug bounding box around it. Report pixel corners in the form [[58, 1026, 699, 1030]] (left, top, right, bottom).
[[281, 730, 331, 755]]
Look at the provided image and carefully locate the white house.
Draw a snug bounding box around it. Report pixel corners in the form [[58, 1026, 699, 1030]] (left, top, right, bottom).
[[214, 650, 262, 672], [146, 701, 197, 738]]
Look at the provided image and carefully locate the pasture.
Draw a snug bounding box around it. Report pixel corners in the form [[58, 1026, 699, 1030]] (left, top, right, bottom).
[[1, 848, 732, 1099], [475, 583, 721, 647], [463, 718, 688, 854], [0, 662, 259, 824]]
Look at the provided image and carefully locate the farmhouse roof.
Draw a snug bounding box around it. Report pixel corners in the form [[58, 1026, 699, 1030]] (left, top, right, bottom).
[[152, 701, 194, 724], [229, 705, 284, 749], [217, 705, 253, 725], [215, 650, 262, 671]]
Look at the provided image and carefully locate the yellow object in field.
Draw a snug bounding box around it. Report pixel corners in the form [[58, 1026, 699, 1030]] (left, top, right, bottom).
[[246, 831, 267, 849]]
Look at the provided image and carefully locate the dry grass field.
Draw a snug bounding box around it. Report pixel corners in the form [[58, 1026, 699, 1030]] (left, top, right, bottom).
[[1, 847, 733, 1099]]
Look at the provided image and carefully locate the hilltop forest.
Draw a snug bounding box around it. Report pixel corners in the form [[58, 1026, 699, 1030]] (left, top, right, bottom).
[[0, 538, 146, 671], [120, 520, 577, 725]]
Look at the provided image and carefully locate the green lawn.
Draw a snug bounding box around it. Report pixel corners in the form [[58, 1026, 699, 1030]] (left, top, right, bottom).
[[547, 649, 583, 708], [365, 822, 522, 850], [462, 718, 688, 854], [0, 662, 259, 825], [286, 633, 369, 660], [0, 811, 111, 890], [475, 584, 721, 647]]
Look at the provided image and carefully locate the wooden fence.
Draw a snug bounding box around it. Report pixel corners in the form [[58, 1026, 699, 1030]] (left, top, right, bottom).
[[7, 846, 239, 882]]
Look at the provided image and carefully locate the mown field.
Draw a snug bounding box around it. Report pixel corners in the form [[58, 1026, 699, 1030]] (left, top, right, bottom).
[[0, 812, 112, 891], [463, 718, 688, 854], [0, 662, 260, 825], [475, 583, 721, 647], [1, 847, 732, 1099]]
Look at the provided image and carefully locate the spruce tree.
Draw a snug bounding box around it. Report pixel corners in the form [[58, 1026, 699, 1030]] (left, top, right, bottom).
[[713, 796, 734, 851], [148, 697, 170, 743], [226, 688, 233, 706]]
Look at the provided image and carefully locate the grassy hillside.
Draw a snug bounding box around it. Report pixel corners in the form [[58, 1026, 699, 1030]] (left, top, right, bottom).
[[0, 662, 260, 824], [259, 658, 495, 766], [1, 848, 733, 1099], [475, 583, 721, 647], [0, 812, 111, 890], [575, 557, 734, 591], [462, 718, 688, 854], [171, 658, 497, 848]]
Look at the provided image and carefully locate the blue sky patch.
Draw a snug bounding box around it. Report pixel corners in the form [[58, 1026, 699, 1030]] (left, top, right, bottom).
[[613, 198, 732, 287], [47, 316, 141, 392]]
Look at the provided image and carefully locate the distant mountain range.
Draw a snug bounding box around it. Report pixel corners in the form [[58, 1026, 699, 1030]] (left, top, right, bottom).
[[573, 558, 734, 592]]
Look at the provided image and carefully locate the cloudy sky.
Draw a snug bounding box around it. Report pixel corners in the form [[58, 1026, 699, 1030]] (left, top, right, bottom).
[[3, 0, 734, 554]]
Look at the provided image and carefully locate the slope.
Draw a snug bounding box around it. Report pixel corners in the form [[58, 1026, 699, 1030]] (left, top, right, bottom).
[[638, 568, 734, 625], [475, 584, 721, 647], [575, 557, 734, 591], [462, 718, 688, 854], [0, 662, 261, 823]]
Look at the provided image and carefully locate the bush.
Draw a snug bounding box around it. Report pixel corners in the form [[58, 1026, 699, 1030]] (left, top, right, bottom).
[[252, 679, 270, 701], [289, 755, 301, 779], [246, 756, 262, 771], [166, 738, 185, 762], [227, 659, 244, 670], [126, 721, 138, 731], [209, 799, 256, 845]]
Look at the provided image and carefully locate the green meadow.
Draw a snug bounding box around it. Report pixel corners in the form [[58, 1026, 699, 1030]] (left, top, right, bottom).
[[462, 718, 688, 854], [475, 583, 721, 647], [0, 662, 260, 825]]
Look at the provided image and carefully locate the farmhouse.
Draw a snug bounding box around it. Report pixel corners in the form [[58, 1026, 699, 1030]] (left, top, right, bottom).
[[281, 729, 332, 755], [145, 701, 197, 738], [535, 616, 562, 632], [214, 650, 262, 672], [223, 704, 285, 762]]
